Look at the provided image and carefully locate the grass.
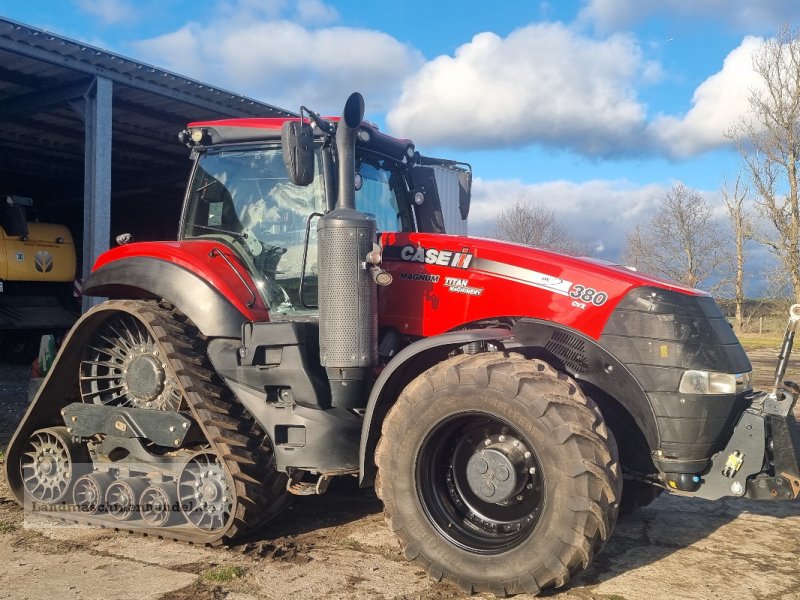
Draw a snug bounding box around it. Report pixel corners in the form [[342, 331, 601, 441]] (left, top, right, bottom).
[[201, 566, 246, 583], [738, 332, 784, 351], [0, 522, 17, 534]]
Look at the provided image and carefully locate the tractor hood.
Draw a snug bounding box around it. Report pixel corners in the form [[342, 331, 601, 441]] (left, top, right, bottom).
[[378, 231, 706, 339]]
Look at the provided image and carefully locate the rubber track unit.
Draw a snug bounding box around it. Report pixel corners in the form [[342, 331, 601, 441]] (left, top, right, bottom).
[[5, 299, 289, 545], [375, 352, 621, 597]]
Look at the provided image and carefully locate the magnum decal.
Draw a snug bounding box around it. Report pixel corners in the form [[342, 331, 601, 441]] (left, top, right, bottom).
[[399, 272, 441, 283]]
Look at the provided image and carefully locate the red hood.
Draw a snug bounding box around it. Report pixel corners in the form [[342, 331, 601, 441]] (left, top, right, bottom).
[[378, 232, 706, 339]]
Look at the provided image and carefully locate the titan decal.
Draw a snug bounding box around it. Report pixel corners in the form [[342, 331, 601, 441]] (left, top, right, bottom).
[[444, 276, 483, 296], [399, 245, 473, 269]]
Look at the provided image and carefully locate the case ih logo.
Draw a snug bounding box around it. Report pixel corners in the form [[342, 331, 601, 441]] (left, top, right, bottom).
[[399, 245, 473, 269], [34, 250, 54, 273]]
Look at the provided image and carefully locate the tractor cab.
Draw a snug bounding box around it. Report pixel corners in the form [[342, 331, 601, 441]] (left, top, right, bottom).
[[178, 117, 471, 316]]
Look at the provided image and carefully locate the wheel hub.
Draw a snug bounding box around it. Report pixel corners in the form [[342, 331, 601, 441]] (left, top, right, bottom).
[[125, 351, 166, 403], [466, 436, 531, 504], [201, 481, 220, 502], [38, 455, 57, 477]]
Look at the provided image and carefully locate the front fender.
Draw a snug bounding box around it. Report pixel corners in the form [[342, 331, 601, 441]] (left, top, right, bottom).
[[85, 256, 254, 338], [359, 328, 513, 487]]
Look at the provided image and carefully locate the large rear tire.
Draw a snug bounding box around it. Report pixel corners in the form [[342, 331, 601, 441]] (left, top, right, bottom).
[[375, 353, 620, 597]]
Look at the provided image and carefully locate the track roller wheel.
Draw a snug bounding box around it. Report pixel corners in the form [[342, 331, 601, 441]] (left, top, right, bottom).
[[140, 483, 177, 527], [73, 472, 115, 515], [106, 478, 147, 521], [178, 452, 233, 533], [20, 427, 87, 505], [376, 353, 621, 597]]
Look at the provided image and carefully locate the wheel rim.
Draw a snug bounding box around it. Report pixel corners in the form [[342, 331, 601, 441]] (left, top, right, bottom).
[[73, 473, 113, 514], [79, 313, 182, 410], [106, 479, 144, 521], [415, 412, 545, 554], [20, 428, 77, 504], [140, 485, 175, 527], [178, 452, 233, 532]]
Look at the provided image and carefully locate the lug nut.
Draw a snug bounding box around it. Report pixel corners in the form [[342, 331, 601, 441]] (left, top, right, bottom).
[[524, 451, 531, 459], [498, 435, 506, 442]]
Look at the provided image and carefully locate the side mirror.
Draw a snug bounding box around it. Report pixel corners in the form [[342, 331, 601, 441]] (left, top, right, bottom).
[[281, 121, 315, 186]]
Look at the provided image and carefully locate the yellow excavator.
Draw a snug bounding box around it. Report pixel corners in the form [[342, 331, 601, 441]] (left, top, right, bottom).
[[0, 195, 77, 360]]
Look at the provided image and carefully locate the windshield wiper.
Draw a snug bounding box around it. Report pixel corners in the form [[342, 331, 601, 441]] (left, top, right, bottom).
[[194, 180, 219, 193], [190, 223, 247, 240]]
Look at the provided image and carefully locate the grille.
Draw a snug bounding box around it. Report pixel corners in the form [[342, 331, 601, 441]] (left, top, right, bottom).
[[545, 330, 588, 374]]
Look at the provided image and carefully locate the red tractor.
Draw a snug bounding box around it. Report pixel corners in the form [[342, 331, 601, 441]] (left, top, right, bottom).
[[6, 93, 800, 596]]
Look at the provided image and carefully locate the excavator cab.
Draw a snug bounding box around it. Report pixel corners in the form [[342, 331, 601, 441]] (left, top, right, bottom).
[[1, 195, 32, 239]]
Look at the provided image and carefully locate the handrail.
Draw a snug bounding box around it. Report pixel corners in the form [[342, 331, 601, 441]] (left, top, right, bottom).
[[299, 212, 323, 309], [209, 247, 257, 308]]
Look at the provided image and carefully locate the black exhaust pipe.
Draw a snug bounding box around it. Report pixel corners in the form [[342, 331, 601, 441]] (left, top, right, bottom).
[[317, 93, 377, 409], [335, 92, 364, 210]]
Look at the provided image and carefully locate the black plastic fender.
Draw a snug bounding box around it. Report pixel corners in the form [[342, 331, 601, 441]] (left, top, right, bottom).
[[85, 256, 247, 338], [358, 328, 512, 487], [512, 318, 660, 455]]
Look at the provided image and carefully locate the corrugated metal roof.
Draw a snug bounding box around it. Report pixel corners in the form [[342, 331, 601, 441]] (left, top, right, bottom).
[[0, 16, 297, 243]]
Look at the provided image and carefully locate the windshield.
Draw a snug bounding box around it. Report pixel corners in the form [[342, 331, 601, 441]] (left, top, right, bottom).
[[355, 155, 407, 233], [182, 146, 325, 315], [181, 144, 412, 315]]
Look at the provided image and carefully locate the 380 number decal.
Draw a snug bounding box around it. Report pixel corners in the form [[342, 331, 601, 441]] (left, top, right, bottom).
[[569, 284, 608, 306]]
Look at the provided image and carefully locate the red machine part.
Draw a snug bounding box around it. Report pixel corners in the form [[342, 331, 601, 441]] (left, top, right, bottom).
[[92, 240, 270, 323], [378, 232, 704, 340]]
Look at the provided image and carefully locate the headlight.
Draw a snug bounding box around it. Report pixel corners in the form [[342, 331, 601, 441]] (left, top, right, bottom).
[[679, 370, 752, 395]]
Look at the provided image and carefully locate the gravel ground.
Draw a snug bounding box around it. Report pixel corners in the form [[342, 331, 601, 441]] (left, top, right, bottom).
[[0, 345, 798, 599]]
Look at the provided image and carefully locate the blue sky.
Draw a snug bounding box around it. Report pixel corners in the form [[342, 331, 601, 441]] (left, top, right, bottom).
[[3, 0, 800, 293]]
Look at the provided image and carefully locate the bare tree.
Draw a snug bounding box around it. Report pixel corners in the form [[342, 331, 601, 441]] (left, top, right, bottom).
[[494, 197, 592, 256], [728, 26, 800, 302], [623, 182, 728, 290], [721, 174, 752, 333]]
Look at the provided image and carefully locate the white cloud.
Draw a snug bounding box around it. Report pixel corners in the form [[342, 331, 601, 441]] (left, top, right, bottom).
[[132, 1, 421, 114], [578, 0, 800, 33], [295, 0, 340, 25], [387, 23, 656, 156], [648, 36, 763, 157], [469, 177, 668, 260], [74, 0, 137, 25]]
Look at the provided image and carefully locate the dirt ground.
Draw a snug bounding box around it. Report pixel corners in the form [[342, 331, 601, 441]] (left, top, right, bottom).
[[0, 349, 799, 600]]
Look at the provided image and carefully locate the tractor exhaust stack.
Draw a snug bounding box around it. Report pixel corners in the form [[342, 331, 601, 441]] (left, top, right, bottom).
[[316, 92, 377, 409]]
